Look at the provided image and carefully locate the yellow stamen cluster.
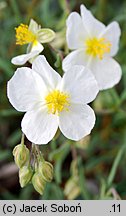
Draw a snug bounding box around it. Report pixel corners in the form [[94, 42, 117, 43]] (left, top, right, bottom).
[[15, 24, 37, 45], [45, 90, 70, 115], [86, 37, 111, 59]]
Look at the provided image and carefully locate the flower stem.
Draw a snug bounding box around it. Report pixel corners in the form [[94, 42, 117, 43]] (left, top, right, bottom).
[[21, 133, 25, 145], [34, 144, 44, 163], [71, 145, 77, 160]]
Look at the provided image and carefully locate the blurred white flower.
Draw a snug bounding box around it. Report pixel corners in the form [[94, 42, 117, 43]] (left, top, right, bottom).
[[7, 55, 99, 144], [63, 5, 122, 90], [11, 19, 55, 65]]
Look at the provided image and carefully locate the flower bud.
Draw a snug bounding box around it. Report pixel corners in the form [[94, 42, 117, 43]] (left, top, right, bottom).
[[32, 172, 46, 195], [19, 165, 33, 188], [64, 177, 80, 200], [38, 161, 53, 182], [13, 144, 30, 168]]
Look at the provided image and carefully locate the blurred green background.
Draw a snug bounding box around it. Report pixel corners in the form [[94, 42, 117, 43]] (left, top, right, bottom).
[[0, 0, 126, 200]]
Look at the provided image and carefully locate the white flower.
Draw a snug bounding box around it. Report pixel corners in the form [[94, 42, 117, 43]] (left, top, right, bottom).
[[7, 55, 99, 144], [63, 5, 122, 90], [11, 19, 55, 65]]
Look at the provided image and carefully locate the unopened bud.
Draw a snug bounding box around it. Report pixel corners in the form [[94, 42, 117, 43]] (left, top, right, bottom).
[[19, 165, 33, 188], [38, 161, 53, 182], [32, 172, 46, 195], [13, 144, 30, 168], [64, 177, 80, 200]]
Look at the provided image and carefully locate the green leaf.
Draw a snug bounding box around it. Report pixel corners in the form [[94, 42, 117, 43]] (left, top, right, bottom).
[[0, 58, 13, 78], [19, 185, 33, 200], [7, 129, 21, 147], [78, 157, 90, 199], [0, 109, 21, 117], [49, 143, 70, 184], [49, 142, 70, 161], [0, 150, 12, 161], [41, 182, 64, 200]]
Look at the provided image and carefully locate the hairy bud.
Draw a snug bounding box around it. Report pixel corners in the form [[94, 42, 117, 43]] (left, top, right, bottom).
[[13, 144, 30, 168], [32, 172, 46, 195], [64, 177, 80, 200], [19, 165, 33, 188], [38, 161, 53, 182]]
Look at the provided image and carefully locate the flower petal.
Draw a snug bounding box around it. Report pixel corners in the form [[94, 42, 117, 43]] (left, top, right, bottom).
[[37, 28, 55, 43], [32, 55, 61, 90], [66, 12, 88, 49], [7, 67, 48, 112], [90, 57, 122, 90], [100, 21, 121, 57], [28, 19, 40, 34], [59, 104, 95, 141], [60, 65, 99, 104], [11, 50, 40, 65], [27, 41, 44, 64], [21, 107, 58, 144], [80, 4, 105, 37], [62, 49, 90, 72], [27, 41, 44, 53]]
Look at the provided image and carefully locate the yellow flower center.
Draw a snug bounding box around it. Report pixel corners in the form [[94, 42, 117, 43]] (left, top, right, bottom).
[[45, 90, 70, 115], [15, 24, 37, 45], [86, 37, 111, 59]]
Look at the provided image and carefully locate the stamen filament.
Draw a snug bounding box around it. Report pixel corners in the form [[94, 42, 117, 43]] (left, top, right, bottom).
[[15, 24, 37, 45], [86, 37, 111, 59], [45, 90, 70, 115]]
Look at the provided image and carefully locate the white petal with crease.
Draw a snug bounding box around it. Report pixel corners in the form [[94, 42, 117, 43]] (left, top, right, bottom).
[[90, 57, 122, 90], [7, 67, 48, 112], [80, 4, 105, 37], [62, 49, 90, 72], [22, 107, 58, 144], [60, 65, 99, 104], [32, 55, 61, 90], [59, 104, 95, 141], [66, 12, 88, 49], [99, 21, 121, 57], [11, 50, 40, 65]]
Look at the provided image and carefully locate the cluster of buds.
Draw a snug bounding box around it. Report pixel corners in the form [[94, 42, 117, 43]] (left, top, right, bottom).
[[13, 141, 33, 188], [32, 160, 53, 195], [13, 134, 53, 195]]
